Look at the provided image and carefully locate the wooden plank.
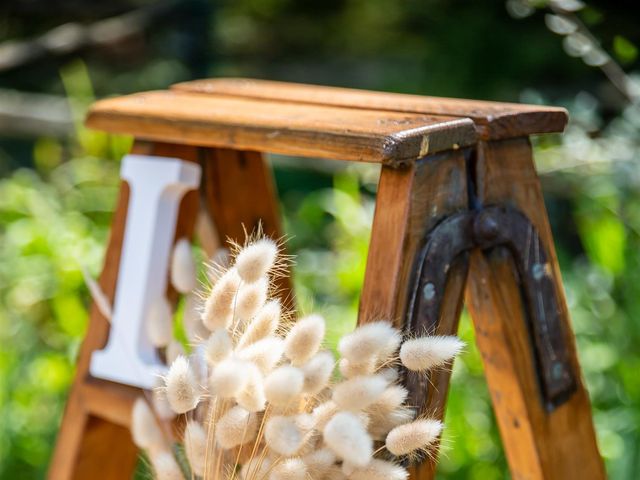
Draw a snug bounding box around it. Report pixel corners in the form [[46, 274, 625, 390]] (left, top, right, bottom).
[[173, 78, 568, 140], [49, 141, 201, 479], [199, 148, 294, 309], [358, 151, 469, 479], [465, 137, 605, 479], [86, 91, 476, 165]]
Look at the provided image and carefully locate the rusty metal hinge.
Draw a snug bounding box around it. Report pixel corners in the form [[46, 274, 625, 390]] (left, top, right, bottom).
[[405, 205, 576, 413]]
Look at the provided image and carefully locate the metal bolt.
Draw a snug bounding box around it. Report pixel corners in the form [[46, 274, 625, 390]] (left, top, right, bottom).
[[532, 263, 545, 281], [473, 211, 499, 244], [423, 282, 436, 302], [551, 362, 564, 380]]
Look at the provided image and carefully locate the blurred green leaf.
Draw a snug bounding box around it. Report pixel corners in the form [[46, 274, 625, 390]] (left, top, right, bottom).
[[613, 36, 638, 65]]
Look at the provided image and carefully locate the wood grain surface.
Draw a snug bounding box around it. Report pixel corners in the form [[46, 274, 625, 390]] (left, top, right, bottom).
[[199, 147, 294, 310], [173, 78, 568, 140], [465, 137, 605, 479], [86, 90, 476, 165]]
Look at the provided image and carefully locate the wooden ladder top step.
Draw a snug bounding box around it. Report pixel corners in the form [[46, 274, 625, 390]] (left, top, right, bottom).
[[86, 78, 566, 165], [173, 78, 568, 141]]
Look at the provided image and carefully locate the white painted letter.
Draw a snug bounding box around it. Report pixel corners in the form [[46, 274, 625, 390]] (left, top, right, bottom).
[[91, 155, 201, 389]]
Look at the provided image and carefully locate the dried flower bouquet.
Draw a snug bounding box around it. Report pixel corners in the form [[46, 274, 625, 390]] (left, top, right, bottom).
[[131, 237, 463, 479]]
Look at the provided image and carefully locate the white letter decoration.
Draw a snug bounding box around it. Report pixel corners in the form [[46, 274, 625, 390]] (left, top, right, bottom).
[[90, 154, 201, 389]]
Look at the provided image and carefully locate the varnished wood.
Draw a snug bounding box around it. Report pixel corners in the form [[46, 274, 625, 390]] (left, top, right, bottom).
[[359, 151, 469, 478], [49, 141, 201, 480], [173, 78, 568, 140], [465, 137, 605, 479], [58, 81, 602, 480], [200, 148, 293, 309], [86, 90, 476, 165]]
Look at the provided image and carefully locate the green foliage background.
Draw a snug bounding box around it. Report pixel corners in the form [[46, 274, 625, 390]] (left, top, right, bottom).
[[0, 0, 639, 478]]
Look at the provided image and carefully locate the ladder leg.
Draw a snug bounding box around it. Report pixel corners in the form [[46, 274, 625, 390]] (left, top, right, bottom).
[[465, 137, 605, 479], [199, 148, 292, 305], [49, 142, 200, 479], [359, 150, 469, 479]]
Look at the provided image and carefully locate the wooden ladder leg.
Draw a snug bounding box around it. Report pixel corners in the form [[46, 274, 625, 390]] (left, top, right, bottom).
[[465, 138, 605, 479], [49, 141, 201, 480], [199, 148, 292, 304], [359, 150, 470, 479]]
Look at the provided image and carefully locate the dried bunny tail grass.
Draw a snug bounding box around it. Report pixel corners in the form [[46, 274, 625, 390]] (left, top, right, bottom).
[[202, 268, 241, 330], [332, 374, 388, 411], [385, 418, 443, 457], [370, 384, 409, 412], [399, 336, 464, 372], [237, 299, 282, 349], [349, 459, 409, 480], [131, 398, 165, 451], [270, 457, 307, 480], [184, 420, 207, 476], [366, 385, 413, 440], [338, 357, 376, 379], [301, 350, 334, 395], [236, 363, 266, 412], [189, 347, 209, 386], [284, 314, 326, 366], [264, 415, 307, 457], [171, 238, 197, 294], [147, 297, 173, 348], [182, 292, 209, 343], [235, 277, 269, 322], [240, 458, 271, 480], [216, 406, 258, 450], [264, 365, 304, 406], [303, 448, 336, 478], [234, 237, 279, 284], [323, 411, 373, 468], [166, 340, 185, 365], [228, 228, 293, 280], [165, 355, 200, 414], [369, 406, 415, 441], [237, 336, 284, 374], [338, 321, 401, 364], [149, 450, 184, 480], [151, 376, 177, 421], [209, 358, 250, 398], [311, 400, 338, 431], [240, 455, 272, 480], [378, 367, 400, 383], [204, 328, 233, 365], [321, 465, 348, 480]]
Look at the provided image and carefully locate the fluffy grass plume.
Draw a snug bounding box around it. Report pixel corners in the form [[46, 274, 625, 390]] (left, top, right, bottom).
[[234, 237, 278, 283], [147, 297, 173, 348], [215, 405, 258, 449], [184, 420, 207, 476], [202, 268, 241, 330], [128, 235, 464, 479], [131, 398, 164, 451], [284, 313, 325, 366], [400, 335, 464, 371], [385, 418, 443, 456], [171, 238, 197, 294], [323, 411, 373, 467], [165, 355, 200, 414]]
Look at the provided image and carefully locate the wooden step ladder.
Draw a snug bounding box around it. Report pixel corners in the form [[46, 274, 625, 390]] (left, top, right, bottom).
[[50, 78, 605, 480]]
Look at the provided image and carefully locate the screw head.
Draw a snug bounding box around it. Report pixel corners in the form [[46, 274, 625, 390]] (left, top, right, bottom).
[[423, 282, 436, 302], [473, 211, 499, 244], [532, 263, 546, 281], [551, 362, 565, 380]]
